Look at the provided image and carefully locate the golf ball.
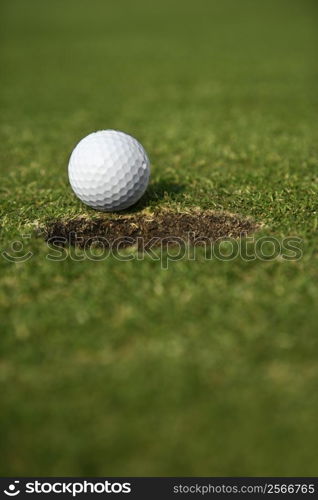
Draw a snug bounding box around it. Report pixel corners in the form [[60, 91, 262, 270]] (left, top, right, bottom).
[[68, 130, 150, 211]]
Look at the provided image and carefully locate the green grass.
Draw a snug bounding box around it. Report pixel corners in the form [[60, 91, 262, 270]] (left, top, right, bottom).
[[1, 0, 318, 476]]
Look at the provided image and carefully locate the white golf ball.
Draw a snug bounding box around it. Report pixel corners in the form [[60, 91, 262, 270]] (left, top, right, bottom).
[[68, 130, 150, 212]]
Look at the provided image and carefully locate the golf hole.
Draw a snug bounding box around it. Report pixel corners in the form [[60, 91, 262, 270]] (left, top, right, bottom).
[[43, 211, 257, 250]]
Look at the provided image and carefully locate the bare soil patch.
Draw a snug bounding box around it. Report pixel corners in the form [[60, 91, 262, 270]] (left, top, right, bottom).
[[44, 211, 257, 249]]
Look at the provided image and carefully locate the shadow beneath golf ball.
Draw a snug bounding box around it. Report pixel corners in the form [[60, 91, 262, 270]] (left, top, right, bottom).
[[124, 180, 186, 213]]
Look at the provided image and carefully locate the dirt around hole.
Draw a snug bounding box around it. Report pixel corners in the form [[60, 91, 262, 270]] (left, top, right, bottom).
[[43, 211, 258, 250]]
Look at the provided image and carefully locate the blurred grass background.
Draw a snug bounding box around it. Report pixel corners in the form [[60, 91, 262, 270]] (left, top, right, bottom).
[[0, 0, 318, 475]]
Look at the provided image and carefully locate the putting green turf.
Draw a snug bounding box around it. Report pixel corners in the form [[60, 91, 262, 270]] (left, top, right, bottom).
[[1, 0, 318, 476]]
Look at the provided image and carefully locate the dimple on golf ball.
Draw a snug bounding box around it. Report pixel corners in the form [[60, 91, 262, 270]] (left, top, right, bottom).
[[68, 130, 150, 212]]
